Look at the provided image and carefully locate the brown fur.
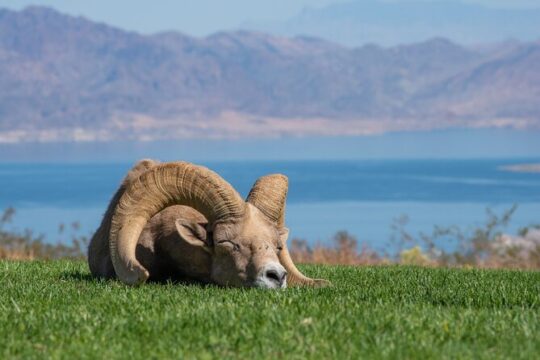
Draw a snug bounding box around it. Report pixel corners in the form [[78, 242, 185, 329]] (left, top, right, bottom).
[[137, 205, 212, 282]]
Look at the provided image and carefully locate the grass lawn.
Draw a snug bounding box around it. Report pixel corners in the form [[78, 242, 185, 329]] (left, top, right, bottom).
[[1, 261, 539, 359]]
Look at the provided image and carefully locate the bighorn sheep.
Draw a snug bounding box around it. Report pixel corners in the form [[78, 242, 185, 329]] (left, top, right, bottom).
[[88, 160, 329, 289]]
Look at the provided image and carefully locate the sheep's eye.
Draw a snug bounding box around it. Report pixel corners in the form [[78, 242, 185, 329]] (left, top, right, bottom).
[[277, 246, 283, 252], [217, 240, 240, 251]]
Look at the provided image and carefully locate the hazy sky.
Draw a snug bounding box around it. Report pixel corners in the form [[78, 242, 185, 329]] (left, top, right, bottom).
[[0, 0, 538, 36]]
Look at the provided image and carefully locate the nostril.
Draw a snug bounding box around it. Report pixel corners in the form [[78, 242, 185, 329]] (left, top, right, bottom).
[[265, 269, 281, 283]]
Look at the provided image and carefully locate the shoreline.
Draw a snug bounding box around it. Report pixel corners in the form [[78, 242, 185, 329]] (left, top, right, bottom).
[[500, 163, 540, 173]]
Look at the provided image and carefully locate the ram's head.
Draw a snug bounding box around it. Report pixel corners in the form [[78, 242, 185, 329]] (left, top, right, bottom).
[[109, 161, 329, 289]]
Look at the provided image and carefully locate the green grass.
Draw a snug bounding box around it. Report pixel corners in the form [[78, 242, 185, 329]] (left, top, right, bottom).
[[1, 261, 539, 359]]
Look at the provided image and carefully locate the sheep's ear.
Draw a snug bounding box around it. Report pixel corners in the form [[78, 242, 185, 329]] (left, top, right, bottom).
[[175, 219, 212, 253]]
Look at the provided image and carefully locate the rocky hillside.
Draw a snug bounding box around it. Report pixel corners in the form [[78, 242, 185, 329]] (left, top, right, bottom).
[[0, 6, 538, 142]]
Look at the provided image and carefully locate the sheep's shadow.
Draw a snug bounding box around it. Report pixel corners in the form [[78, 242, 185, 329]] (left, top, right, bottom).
[[60, 271, 95, 283], [58, 270, 214, 288]]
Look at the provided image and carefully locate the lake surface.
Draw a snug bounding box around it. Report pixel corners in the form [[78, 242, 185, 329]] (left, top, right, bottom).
[[1, 159, 539, 251]]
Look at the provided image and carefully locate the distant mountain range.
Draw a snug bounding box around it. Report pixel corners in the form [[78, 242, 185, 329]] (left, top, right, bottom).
[[247, 0, 540, 47], [0, 6, 539, 143]]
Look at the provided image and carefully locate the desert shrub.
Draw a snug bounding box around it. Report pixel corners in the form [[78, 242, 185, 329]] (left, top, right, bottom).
[[390, 205, 540, 269], [0, 207, 87, 260], [290, 231, 381, 265], [400, 246, 433, 266]]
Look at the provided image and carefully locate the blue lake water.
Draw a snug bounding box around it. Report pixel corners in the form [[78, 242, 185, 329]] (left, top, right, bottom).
[[1, 159, 539, 251]]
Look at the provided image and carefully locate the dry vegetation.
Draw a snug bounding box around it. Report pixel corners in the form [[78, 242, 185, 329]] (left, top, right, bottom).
[[290, 232, 382, 266], [289, 206, 540, 269], [1, 206, 539, 269], [0, 207, 87, 260]]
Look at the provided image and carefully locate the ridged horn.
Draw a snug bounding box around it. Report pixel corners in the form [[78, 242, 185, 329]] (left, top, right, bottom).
[[88, 159, 158, 278], [246, 174, 288, 227], [247, 174, 330, 287], [109, 161, 245, 285]]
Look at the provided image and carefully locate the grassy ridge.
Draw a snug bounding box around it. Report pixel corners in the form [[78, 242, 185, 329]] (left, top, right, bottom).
[[1, 261, 539, 359]]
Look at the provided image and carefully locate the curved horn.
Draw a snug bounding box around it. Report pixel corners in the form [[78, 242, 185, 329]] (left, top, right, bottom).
[[88, 159, 158, 278], [246, 174, 288, 227], [109, 161, 245, 285], [247, 174, 330, 287]]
